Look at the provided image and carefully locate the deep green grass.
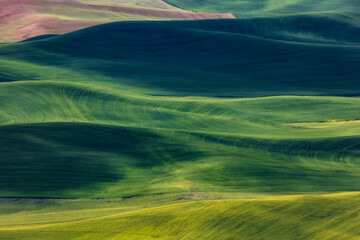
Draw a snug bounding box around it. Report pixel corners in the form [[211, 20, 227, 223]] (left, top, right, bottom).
[[1, 18, 359, 97]]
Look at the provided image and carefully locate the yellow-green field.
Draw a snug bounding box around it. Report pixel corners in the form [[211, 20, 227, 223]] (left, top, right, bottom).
[[1, 192, 360, 239]]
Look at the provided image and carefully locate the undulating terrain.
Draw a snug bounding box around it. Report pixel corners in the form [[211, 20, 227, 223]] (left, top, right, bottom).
[[0, 0, 359, 239]]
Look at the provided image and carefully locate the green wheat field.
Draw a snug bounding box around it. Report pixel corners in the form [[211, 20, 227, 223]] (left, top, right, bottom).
[[0, 0, 359, 239]]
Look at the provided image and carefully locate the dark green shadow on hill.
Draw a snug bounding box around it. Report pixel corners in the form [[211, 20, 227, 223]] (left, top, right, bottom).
[[1, 17, 359, 97], [0, 123, 203, 197]]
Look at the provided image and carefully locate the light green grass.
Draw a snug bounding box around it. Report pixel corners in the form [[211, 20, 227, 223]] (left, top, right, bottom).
[[1, 192, 360, 239], [0, 80, 359, 198]]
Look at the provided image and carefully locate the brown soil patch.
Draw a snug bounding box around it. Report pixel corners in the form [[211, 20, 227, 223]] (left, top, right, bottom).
[[0, 0, 234, 42]]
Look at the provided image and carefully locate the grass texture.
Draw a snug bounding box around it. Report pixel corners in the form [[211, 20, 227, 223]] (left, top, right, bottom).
[[0, 19, 359, 197], [1, 18, 360, 97], [0, 81, 359, 198], [1, 193, 360, 239], [0, 4, 359, 239]]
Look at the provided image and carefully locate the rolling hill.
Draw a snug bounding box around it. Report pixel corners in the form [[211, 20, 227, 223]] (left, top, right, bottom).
[[0, 19, 359, 198], [1, 18, 359, 97], [0, 0, 359, 239]]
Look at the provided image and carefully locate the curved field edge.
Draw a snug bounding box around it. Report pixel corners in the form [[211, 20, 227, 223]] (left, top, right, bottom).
[[0, 0, 234, 42], [1, 192, 360, 239]]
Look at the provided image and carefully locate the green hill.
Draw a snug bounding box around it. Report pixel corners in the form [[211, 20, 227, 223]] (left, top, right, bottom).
[[0, 19, 359, 199], [0, 4, 359, 239], [1, 18, 359, 97], [0, 80, 359, 198]]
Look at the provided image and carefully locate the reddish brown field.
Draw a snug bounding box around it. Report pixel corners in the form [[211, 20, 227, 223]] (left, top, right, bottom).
[[0, 0, 234, 42]]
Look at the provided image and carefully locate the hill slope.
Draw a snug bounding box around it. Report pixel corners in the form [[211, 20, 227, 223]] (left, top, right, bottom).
[[0, 2, 359, 238], [0, 81, 359, 198], [1, 193, 360, 239], [1, 18, 360, 97], [0, 19, 359, 198]]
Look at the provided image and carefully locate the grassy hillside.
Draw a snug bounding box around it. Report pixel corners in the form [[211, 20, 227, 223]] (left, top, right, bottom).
[[0, 0, 234, 42], [0, 80, 359, 198], [1, 193, 360, 239], [0, 3, 359, 238], [1, 19, 360, 97], [163, 0, 360, 17], [0, 19, 359, 199]]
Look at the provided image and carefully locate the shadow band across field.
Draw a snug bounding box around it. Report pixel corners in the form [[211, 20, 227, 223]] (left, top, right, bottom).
[[0, 122, 205, 197], [1, 15, 360, 97]]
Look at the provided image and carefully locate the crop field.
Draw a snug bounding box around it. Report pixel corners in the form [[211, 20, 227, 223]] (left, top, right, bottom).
[[0, 0, 234, 42], [1, 192, 360, 239], [0, 0, 359, 239]]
